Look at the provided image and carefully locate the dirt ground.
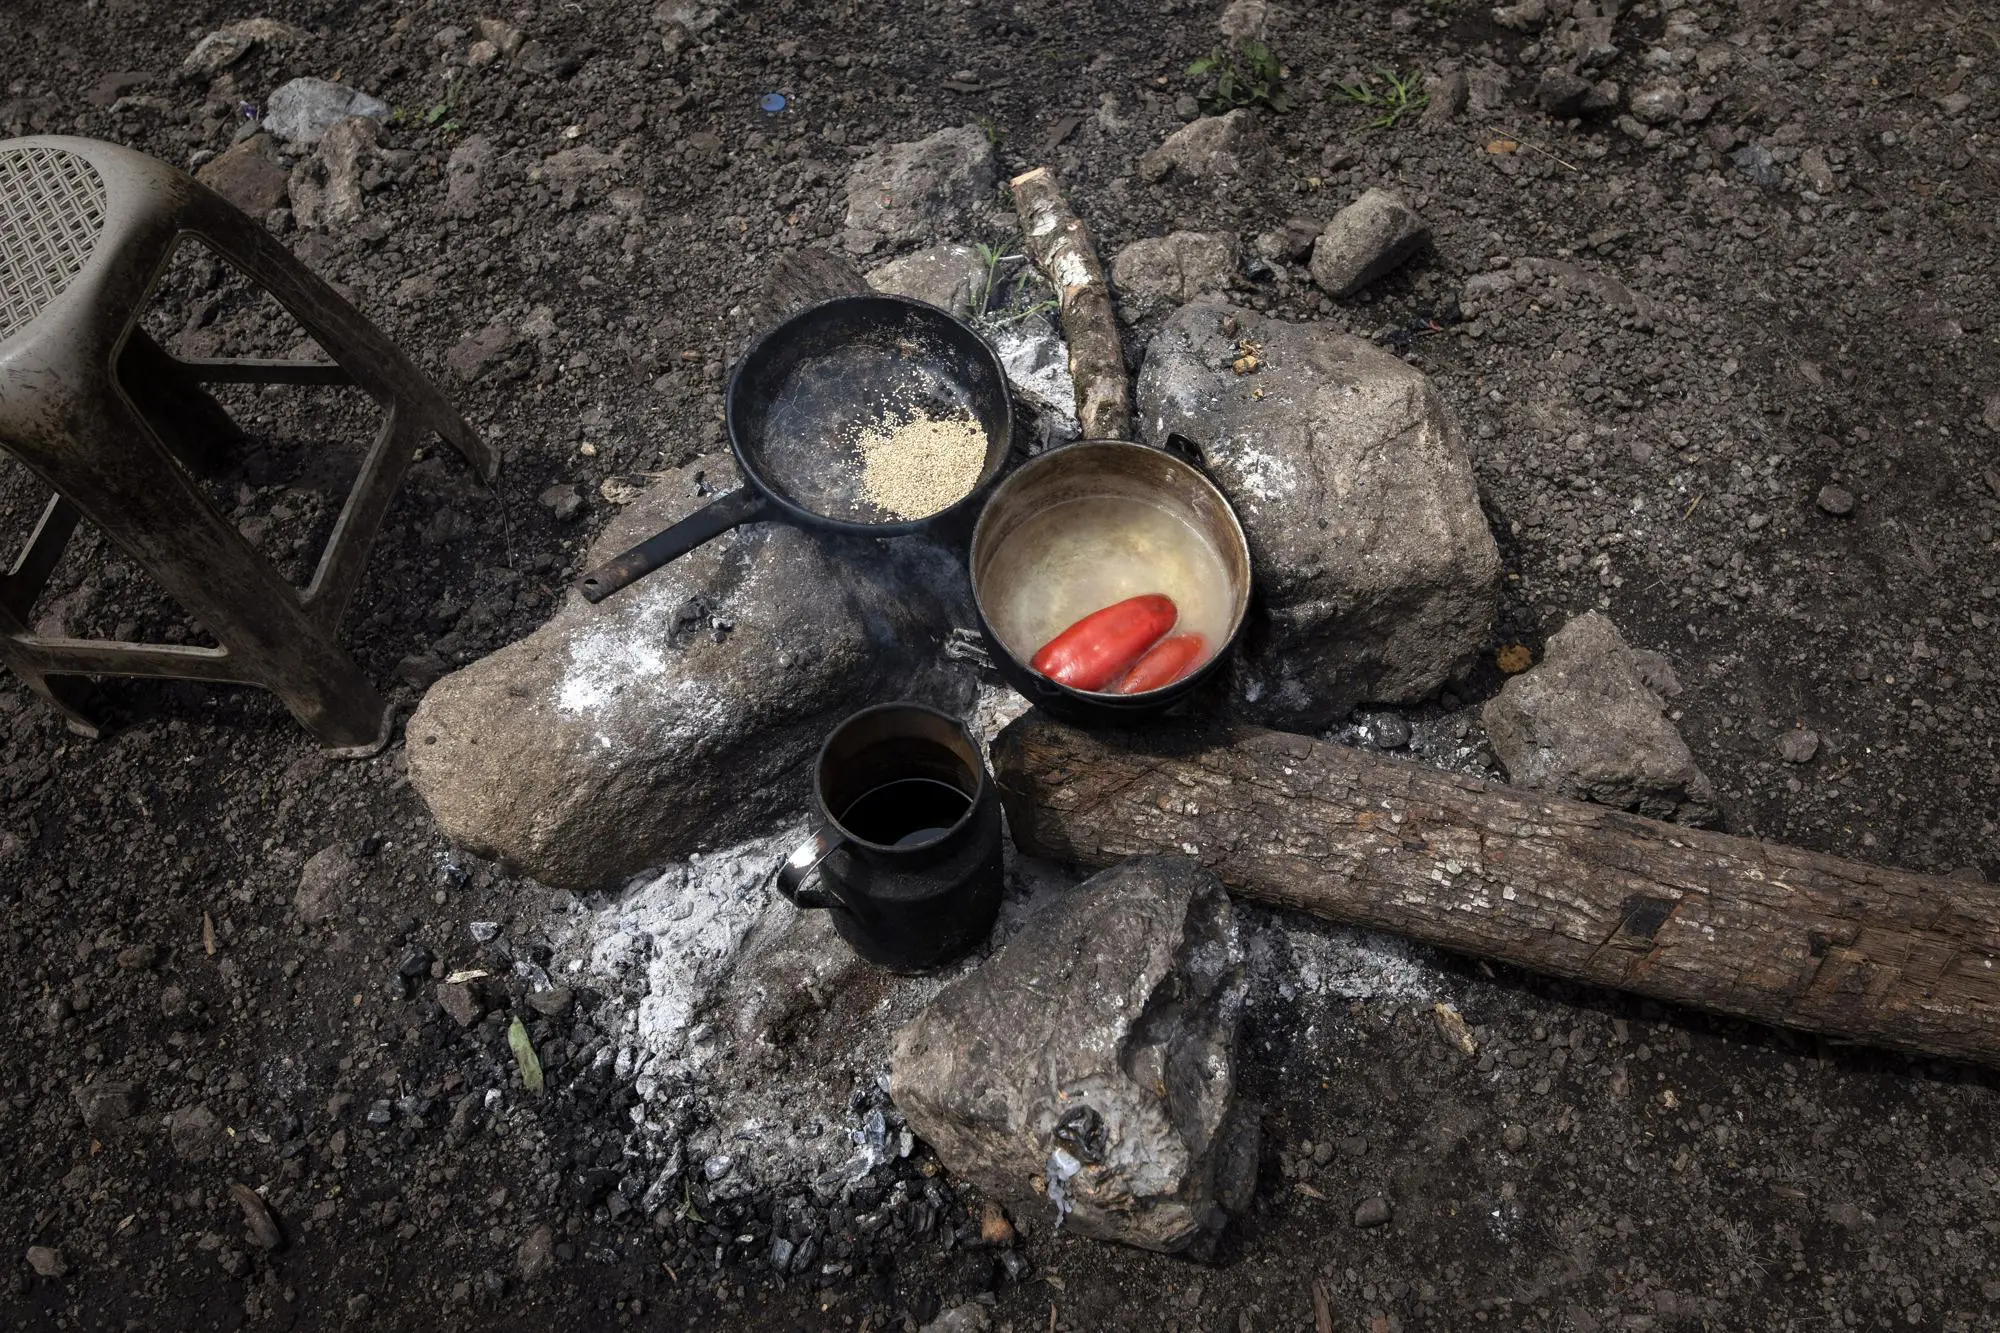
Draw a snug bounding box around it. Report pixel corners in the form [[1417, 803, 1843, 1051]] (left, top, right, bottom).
[[4, 0, 1999, 1329]]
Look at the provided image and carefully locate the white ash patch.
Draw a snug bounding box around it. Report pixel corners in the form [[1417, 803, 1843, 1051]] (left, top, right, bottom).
[[554, 580, 679, 716], [1228, 443, 1300, 501], [1245, 911, 1447, 1005], [548, 829, 800, 1080]]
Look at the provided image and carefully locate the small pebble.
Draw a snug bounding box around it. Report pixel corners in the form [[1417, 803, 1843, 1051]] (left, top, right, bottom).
[[25, 1246, 66, 1278], [1353, 1195, 1393, 1228], [1776, 729, 1820, 764], [1817, 483, 1855, 516], [1501, 1123, 1530, 1151]]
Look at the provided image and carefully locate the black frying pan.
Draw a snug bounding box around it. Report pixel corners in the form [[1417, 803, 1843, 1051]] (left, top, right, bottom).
[[576, 295, 1014, 603]]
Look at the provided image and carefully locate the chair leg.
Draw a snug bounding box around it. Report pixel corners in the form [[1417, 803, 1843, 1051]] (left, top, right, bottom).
[[300, 403, 420, 625], [186, 209, 498, 482], [0, 598, 103, 738], [115, 329, 249, 478], [6, 390, 392, 753]]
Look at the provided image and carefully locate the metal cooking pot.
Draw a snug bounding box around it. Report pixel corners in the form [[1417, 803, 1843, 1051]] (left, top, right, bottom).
[[968, 438, 1253, 723]]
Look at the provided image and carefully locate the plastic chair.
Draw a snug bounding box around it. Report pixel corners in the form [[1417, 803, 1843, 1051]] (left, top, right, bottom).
[[0, 135, 495, 753]]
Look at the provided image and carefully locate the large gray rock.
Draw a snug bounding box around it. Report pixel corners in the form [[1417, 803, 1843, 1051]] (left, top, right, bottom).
[[1110, 231, 1239, 317], [866, 243, 989, 319], [1137, 300, 1500, 727], [1138, 109, 1262, 182], [842, 125, 997, 254], [406, 454, 963, 890], [1308, 189, 1428, 298], [891, 857, 1255, 1254], [262, 77, 389, 146], [1482, 613, 1717, 825]]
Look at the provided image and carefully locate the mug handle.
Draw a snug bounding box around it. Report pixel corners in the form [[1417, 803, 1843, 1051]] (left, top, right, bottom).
[[774, 824, 850, 911]]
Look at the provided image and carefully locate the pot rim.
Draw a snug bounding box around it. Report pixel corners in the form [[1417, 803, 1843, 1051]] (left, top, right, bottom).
[[968, 439, 1253, 699], [813, 701, 989, 852]]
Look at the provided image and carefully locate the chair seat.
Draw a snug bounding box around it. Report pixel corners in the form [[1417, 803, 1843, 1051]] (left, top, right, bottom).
[[0, 135, 494, 753]]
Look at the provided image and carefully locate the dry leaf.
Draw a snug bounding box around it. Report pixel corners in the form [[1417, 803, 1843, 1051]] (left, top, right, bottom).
[[1486, 138, 1519, 154], [507, 1016, 545, 1095], [1433, 1002, 1478, 1056], [202, 912, 216, 956], [1496, 643, 1533, 674], [1313, 1280, 1334, 1333]]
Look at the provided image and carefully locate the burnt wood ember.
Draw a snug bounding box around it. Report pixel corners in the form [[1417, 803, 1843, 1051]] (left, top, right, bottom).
[[993, 712, 2000, 1069]]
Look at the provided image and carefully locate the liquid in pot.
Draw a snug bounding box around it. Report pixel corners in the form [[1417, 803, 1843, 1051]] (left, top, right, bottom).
[[984, 496, 1233, 689]]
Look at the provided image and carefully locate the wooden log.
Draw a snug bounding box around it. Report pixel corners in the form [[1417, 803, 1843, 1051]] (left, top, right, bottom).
[[1009, 166, 1132, 441], [993, 712, 2000, 1068]]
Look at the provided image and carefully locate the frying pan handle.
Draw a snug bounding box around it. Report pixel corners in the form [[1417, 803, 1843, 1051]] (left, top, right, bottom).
[[574, 486, 773, 603]]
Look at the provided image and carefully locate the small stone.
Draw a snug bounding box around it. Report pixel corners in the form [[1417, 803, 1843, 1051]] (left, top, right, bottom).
[[469, 921, 502, 943], [1776, 729, 1820, 765], [1816, 483, 1855, 516], [978, 1200, 1016, 1247], [396, 946, 435, 980], [24, 1246, 66, 1278], [525, 986, 574, 1017], [1629, 80, 1686, 126], [518, 1224, 557, 1281], [703, 1154, 733, 1182], [295, 845, 355, 925], [1367, 714, 1411, 749], [116, 943, 160, 971], [1501, 1123, 1530, 1151], [538, 484, 584, 522], [229, 1183, 283, 1251], [195, 135, 290, 215], [443, 134, 496, 219], [1353, 1195, 1393, 1228], [74, 1077, 144, 1130], [169, 1102, 222, 1160], [1138, 108, 1263, 182], [1535, 69, 1614, 117], [1309, 189, 1429, 298], [435, 981, 484, 1028], [1936, 91, 1972, 117], [920, 1304, 993, 1333], [1174, 93, 1201, 120], [1336, 1136, 1367, 1157]]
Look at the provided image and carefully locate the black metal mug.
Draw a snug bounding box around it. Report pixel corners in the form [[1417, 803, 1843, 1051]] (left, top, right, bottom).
[[775, 703, 1004, 972]]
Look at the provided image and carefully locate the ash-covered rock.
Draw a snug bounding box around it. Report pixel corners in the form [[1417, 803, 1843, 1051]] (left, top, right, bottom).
[[866, 243, 991, 319], [1482, 612, 1717, 825], [891, 856, 1255, 1254], [1138, 300, 1500, 728], [407, 453, 970, 889]]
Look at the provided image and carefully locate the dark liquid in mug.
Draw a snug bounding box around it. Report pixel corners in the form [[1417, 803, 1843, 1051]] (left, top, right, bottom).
[[840, 778, 971, 849]]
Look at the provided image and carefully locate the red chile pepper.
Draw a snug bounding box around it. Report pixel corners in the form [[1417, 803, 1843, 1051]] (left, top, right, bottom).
[[1030, 594, 1177, 692], [1111, 632, 1209, 694]]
